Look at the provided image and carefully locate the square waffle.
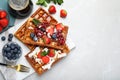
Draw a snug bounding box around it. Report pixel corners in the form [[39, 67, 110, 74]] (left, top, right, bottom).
[[25, 45, 69, 74], [14, 8, 69, 50]]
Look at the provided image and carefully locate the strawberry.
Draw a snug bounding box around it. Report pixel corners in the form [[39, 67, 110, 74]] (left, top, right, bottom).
[[43, 36, 51, 44], [0, 26, 3, 32], [37, 51, 42, 58], [60, 9, 67, 18], [48, 5, 56, 14], [0, 10, 7, 19], [42, 56, 50, 64], [56, 23, 64, 31], [46, 26, 54, 35], [0, 18, 9, 28], [48, 49, 55, 57]]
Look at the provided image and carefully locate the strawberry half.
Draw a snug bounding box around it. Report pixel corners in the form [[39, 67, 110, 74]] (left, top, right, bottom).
[[37, 50, 42, 58], [48, 49, 55, 57], [0, 10, 7, 19], [0, 18, 9, 28], [42, 56, 50, 64], [43, 35, 51, 44], [48, 5, 56, 14], [56, 23, 64, 31], [46, 26, 54, 35], [60, 9, 67, 18]]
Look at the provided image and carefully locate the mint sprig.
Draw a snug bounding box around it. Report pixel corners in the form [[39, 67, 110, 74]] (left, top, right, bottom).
[[36, 0, 64, 7], [32, 19, 40, 26]]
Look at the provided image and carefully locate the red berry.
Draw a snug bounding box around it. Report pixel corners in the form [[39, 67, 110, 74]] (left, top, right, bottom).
[[46, 26, 54, 35], [56, 23, 64, 31], [37, 51, 42, 58], [42, 56, 50, 64], [0, 26, 3, 32], [48, 5, 56, 14], [0, 18, 9, 28], [0, 10, 7, 19], [60, 9, 67, 18], [48, 49, 55, 57], [43, 36, 51, 44]]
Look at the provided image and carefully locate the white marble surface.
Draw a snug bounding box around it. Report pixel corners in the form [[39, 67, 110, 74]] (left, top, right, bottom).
[[1, 0, 120, 80]]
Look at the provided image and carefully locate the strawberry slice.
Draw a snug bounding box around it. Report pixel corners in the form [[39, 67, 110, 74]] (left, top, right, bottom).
[[46, 26, 54, 35], [0, 10, 7, 19], [37, 51, 42, 58], [56, 23, 64, 31], [43, 35, 51, 44], [48, 49, 55, 57], [42, 56, 50, 64], [0, 18, 9, 28]]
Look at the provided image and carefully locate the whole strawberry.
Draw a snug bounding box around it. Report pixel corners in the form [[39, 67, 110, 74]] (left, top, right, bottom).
[[0, 10, 7, 19], [48, 5, 56, 14], [60, 9, 67, 18], [0, 18, 9, 28]]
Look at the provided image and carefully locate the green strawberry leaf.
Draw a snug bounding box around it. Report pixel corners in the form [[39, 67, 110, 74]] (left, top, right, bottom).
[[45, 0, 50, 3]]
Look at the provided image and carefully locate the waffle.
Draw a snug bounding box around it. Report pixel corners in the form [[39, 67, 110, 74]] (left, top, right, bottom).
[[14, 8, 69, 50], [25, 46, 70, 75]]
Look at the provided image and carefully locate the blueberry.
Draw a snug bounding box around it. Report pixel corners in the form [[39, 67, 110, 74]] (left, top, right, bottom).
[[40, 27, 46, 32], [30, 32, 35, 38], [52, 33, 57, 39], [13, 48, 18, 53], [6, 52, 11, 58], [17, 50, 21, 54], [10, 50, 14, 54], [8, 33, 13, 38], [3, 52, 7, 57], [8, 38, 12, 41], [6, 47, 11, 52], [15, 54, 20, 58], [1, 36, 6, 41], [7, 44, 10, 47], [10, 45, 15, 50], [33, 36, 38, 42]]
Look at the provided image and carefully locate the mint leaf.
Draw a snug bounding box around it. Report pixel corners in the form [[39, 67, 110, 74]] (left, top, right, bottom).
[[32, 19, 40, 25], [45, 0, 50, 3], [36, 0, 45, 5], [41, 51, 49, 56], [57, 0, 63, 5]]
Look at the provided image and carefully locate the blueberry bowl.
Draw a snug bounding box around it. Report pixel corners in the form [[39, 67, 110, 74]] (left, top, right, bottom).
[[2, 42, 22, 63]]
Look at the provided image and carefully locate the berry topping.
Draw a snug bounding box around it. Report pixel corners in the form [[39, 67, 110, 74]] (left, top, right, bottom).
[[1, 36, 6, 41], [48, 49, 55, 57], [30, 32, 35, 38], [0, 10, 7, 19], [46, 26, 54, 35], [42, 56, 50, 64], [43, 36, 51, 44], [48, 5, 56, 14], [56, 23, 64, 31], [51, 33, 57, 40], [60, 9, 67, 18]]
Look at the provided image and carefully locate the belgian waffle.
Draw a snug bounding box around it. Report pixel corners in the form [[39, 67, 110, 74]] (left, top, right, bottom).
[[14, 8, 69, 50], [25, 46, 69, 75]]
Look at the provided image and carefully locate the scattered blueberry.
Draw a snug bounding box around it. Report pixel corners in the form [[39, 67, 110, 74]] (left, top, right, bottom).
[[8, 37, 12, 41], [8, 33, 13, 38], [1, 36, 6, 41]]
